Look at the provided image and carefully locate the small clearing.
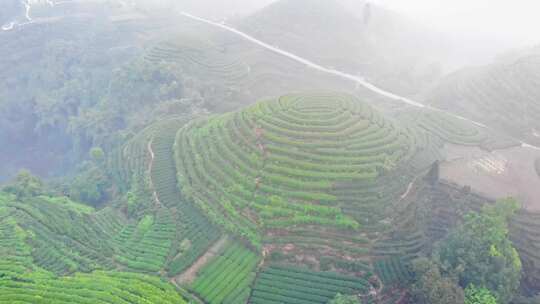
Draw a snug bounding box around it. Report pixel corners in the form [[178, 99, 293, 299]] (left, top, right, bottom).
[[171, 236, 228, 285]]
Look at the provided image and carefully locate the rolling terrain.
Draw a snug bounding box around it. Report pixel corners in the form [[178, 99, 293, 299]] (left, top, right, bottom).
[[236, 0, 449, 96], [2, 0, 540, 303], [426, 46, 540, 144]]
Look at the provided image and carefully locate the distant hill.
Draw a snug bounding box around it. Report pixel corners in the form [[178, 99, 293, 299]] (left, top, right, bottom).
[[425, 46, 540, 143], [237, 0, 449, 96], [141, 0, 276, 19], [0, 0, 23, 25]]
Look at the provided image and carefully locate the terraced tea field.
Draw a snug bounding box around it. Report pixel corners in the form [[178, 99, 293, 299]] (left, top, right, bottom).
[[191, 241, 259, 304], [0, 193, 121, 275], [0, 271, 189, 304], [174, 92, 442, 262], [510, 211, 540, 288], [145, 38, 250, 88], [396, 108, 519, 151], [427, 53, 540, 142], [250, 265, 373, 304]]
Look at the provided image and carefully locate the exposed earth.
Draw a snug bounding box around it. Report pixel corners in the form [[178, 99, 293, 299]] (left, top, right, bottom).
[[441, 144, 540, 211]]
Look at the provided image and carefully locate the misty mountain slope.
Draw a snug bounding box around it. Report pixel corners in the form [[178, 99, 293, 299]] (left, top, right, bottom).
[[236, 0, 448, 96], [426, 47, 540, 143], [0, 0, 23, 26], [172, 0, 276, 20], [144, 17, 360, 111]]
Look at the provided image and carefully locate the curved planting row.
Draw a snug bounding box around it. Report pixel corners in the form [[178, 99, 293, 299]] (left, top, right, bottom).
[[510, 211, 540, 288], [191, 242, 259, 304], [0, 202, 34, 280], [140, 118, 222, 277], [372, 231, 425, 262], [397, 108, 489, 147], [145, 40, 249, 87], [0, 271, 188, 304], [373, 257, 414, 287], [165, 202, 222, 277], [427, 54, 540, 138], [175, 93, 428, 251], [150, 119, 188, 209], [0, 194, 118, 275], [249, 265, 372, 304], [107, 119, 182, 191], [113, 210, 176, 273]]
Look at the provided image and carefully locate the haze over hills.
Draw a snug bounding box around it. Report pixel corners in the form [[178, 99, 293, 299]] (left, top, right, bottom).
[[425, 45, 540, 144], [2, 0, 540, 303], [237, 0, 450, 96]]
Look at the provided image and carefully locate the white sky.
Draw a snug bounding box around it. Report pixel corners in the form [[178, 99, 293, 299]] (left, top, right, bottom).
[[375, 0, 540, 48]]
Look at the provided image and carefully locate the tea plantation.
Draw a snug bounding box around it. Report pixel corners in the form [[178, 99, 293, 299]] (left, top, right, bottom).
[[2, 91, 538, 303]]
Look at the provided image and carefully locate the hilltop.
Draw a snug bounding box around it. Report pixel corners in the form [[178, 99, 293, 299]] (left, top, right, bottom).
[[237, 0, 449, 95], [426, 46, 540, 144], [174, 92, 440, 263]]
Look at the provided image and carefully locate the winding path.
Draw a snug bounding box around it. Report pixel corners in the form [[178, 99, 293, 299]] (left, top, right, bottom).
[[147, 139, 162, 208], [179, 11, 540, 151], [171, 236, 228, 285]]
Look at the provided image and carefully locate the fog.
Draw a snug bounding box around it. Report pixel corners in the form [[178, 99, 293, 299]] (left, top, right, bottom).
[[219, 0, 540, 67], [374, 0, 540, 64]]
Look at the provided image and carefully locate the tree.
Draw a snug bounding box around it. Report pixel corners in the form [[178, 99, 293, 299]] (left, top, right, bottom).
[[69, 165, 110, 206], [465, 285, 498, 304], [411, 257, 465, 304], [3, 170, 44, 199], [436, 199, 521, 303], [89, 147, 105, 163], [328, 293, 361, 304]]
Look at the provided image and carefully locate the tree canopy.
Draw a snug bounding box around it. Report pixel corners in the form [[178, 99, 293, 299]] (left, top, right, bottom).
[[436, 198, 522, 303], [411, 257, 465, 304], [2, 170, 44, 199], [465, 285, 498, 304]]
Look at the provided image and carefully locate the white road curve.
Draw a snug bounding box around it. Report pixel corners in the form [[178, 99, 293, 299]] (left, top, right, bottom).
[[179, 11, 540, 150], [1, 22, 15, 31], [24, 1, 33, 21], [179, 12, 426, 108]]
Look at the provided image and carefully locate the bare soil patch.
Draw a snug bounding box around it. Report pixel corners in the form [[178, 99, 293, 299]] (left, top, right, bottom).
[[440, 144, 540, 211], [171, 236, 228, 285]]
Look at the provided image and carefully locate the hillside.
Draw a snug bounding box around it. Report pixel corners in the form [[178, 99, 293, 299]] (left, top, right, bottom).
[[3, 1, 540, 302], [426, 46, 540, 143], [0, 0, 22, 26], [2, 89, 540, 302], [174, 92, 441, 265], [236, 0, 448, 95]]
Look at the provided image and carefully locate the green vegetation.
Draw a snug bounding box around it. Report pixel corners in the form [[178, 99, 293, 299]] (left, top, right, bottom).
[[175, 93, 437, 253], [509, 210, 540, 289], [411, 258, 465, 304], [250, 265, 372, 304], [427, 49, 540, 142], [2, 170, 45, 199], [0, 191, 118, 275], [374, 256, 413, 287], [113, 210, 175, 272], [3, 1, 538, 302], [191, 241, 259, 304], [0, 270, 188, 303], [437, 199, 521, 303], [397, 108, 518, 151], [465, 285, 498, 304], [329, 293, 362, 304], [409, 198, 521, 304]]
